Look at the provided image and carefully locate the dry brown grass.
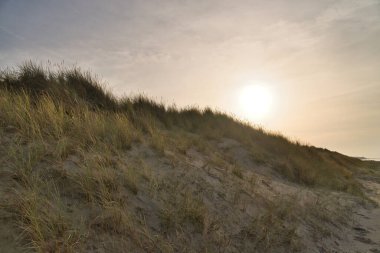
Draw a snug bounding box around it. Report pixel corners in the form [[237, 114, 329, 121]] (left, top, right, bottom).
[[0, 62, 374, 253]]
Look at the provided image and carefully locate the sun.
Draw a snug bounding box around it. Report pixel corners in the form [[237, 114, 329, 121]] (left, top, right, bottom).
[[239, 84, 273, 121]]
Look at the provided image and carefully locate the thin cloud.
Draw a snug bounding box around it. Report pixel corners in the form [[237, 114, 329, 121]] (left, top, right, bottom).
[[0, 25, 25, 41]]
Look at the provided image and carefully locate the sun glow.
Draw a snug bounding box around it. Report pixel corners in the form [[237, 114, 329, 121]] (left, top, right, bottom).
[[239, 84, 274, 121]]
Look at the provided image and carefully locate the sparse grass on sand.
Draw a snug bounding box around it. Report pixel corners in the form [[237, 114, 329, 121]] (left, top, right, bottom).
[[0, 62, 374, 252]]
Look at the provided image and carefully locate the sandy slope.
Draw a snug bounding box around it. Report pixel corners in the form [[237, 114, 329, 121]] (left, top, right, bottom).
[[338, 179, 380, 253], [0, 131, 379, 252]]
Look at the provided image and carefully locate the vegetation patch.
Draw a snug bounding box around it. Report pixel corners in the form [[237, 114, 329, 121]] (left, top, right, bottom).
[[0, 62, 376, 253]]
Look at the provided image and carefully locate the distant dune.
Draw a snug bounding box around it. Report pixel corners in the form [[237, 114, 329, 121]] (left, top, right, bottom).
[[1, 62, 379, 253], [361, 158, 380, 162]]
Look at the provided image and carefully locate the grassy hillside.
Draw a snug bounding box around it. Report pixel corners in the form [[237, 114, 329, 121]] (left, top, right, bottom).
[[0, 62, 376, 252]]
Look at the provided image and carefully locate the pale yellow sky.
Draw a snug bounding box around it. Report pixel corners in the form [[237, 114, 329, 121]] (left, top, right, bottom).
[[1, 0, 379, 157]]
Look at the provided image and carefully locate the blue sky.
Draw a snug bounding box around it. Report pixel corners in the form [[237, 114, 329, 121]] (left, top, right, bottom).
[[1, 0, 379, 157]]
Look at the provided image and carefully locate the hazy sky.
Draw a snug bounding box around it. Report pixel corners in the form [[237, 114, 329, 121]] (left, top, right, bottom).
[[1, 0, 379, 158]]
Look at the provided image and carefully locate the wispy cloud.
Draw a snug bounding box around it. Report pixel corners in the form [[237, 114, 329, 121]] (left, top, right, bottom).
[[0, 25, 25, 41]]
